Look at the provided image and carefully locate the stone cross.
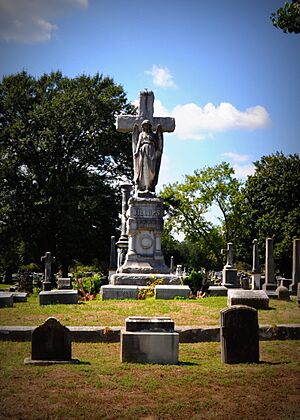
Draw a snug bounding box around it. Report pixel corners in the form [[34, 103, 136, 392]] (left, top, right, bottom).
[[116, 90, 175, 133], [41, 252, 55, 283], [221, 242, 234, 268]]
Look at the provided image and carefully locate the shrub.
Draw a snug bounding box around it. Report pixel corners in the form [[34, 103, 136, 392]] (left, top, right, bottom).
[[183, 270, 204, 295], [138, 278, 163, 300]]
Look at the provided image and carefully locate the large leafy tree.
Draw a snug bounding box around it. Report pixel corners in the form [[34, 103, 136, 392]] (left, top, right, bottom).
[[160, 163, 243, 270], [0, 71, 134, 278], [239, 152, 300, 276], [271, 1, 300, 33]]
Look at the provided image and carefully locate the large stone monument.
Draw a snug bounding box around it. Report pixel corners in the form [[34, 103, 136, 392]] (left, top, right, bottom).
[[110, 90, 179, 286]]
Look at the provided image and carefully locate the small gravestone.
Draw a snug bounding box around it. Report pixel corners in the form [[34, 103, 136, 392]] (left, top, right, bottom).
[[121, 316, 179, 364], [276, 284, 290, 301], [0, 292, 13, 308], [220, 305, 259, 364], [24, 317, 79, 365]]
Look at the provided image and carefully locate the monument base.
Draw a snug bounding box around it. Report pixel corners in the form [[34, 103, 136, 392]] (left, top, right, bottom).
[[110, 273, 180, 286], [222, 268, 238, 288], [251, 274, 261, 290]]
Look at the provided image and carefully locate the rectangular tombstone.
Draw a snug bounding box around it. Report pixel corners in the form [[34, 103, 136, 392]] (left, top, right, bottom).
[[154, 285, 190, 300], [39, 290, 78, 305], [100, 285, 139, 300], [221, 305, 259, 364], [125, 316, 174, 332], [227, 289, 269, 310], [25, 317, 73, 364], [12, 292, 27, 302], [0, 292, 14, 308], [121, 331, 179, 364]]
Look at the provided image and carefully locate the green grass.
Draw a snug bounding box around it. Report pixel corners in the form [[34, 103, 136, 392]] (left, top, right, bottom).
[[0, 340, 299, 419], [0, 293, 299, 326]]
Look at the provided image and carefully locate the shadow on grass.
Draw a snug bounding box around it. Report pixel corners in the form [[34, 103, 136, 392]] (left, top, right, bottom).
[[178, 361, 200, 366], [259, 360, 290, 365]]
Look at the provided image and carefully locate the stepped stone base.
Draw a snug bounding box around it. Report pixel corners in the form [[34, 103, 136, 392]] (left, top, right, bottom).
[[110, 273, 180, 286], [208, 286, 228, 296], [155, 285, 190, 300], [101, 285, 139, 300]]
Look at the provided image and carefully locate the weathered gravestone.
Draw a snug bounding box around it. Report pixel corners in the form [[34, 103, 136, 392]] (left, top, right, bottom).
[[251, 239, 261, 290], [290, 238, 300, 295], [220, 306, 259, 364], [41, 251, 55, 291], [262, 238, 277, 295], [121, 316, 179, 364], [24, 317, 79, 365]]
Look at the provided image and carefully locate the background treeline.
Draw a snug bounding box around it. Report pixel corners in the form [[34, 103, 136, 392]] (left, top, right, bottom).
[[1, 72, 299, 280]]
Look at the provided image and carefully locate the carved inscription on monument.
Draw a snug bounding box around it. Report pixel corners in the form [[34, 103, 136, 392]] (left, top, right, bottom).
[[133, 208, 162, 217]]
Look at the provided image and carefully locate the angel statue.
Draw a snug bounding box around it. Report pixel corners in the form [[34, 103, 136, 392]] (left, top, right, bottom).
[[132, 120, 163, 193]]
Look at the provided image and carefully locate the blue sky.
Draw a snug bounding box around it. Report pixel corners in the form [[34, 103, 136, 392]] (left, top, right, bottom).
[[1, 0, 299, 192]]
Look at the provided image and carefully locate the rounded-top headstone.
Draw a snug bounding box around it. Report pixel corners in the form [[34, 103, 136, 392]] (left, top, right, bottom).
[[276, 285, 290, 301], [220, 305, 259, 364], [31, 317, 71, 361]]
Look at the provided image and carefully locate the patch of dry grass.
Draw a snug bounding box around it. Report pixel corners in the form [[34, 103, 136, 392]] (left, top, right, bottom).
[[0, 340, 299, 419]]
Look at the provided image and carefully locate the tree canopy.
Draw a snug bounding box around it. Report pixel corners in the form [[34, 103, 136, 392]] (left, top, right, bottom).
[[238, 152, 300, 276], [271, 1, 300, 33], [160, 162, 242, 270], [0, 71, 135, 278]]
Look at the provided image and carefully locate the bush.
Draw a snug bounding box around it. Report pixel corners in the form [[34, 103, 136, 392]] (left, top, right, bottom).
[[183, 270, 204, 295], [73, 273, 104, 299], [138, 278, 163, 300]]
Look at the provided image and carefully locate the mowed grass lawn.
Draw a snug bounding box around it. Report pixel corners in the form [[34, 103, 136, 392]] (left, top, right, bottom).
[[0, 340, 299, 419], [0, 294, 299, 327], [0, 293, 299, 418]]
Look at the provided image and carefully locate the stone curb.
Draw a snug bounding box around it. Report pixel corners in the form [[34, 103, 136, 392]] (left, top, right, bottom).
[[0, 324, 299, 342]]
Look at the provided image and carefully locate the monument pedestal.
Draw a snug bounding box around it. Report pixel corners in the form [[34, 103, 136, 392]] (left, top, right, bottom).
[[222, 268, 238, 288], [251, 273, 261, 290]]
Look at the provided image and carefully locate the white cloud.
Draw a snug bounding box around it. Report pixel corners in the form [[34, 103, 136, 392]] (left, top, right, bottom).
[[222, 152, 250, 163], [0, 0, 88, 43], [233, 164, 255, 179], [172, 102, 271, 140], [145, 65, 177, 89]]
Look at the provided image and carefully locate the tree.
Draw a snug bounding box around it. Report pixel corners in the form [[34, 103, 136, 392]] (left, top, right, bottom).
[[271, 1, 300, 33], [239, 152, 300, 276], [0, 71, 135, 278], [160, 162, 243, 270]]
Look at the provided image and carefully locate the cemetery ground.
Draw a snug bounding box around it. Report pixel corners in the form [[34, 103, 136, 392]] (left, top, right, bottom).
[[0, 292, 299, 419]]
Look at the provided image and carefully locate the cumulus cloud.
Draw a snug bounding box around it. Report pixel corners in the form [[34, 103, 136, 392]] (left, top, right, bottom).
[[0, 0, 88, 43], [233, 164, 255, 178], [172, 102, 271, 140], [145, 65, 177, 88], [222, 152, 250, 162]]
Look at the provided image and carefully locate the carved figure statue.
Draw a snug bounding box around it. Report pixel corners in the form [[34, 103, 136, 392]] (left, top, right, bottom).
[[132, 120, 163, 192]]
